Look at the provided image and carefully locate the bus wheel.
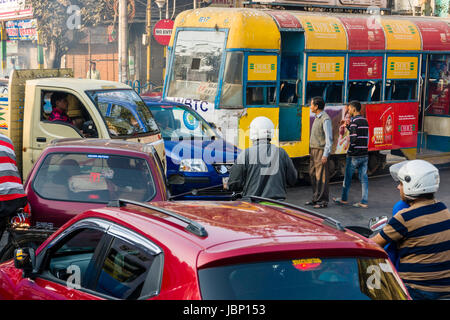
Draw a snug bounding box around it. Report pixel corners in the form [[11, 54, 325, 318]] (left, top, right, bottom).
[[338, 157, 347, 177], [328, 157, 337, 179], [368, 152, 386, 176]]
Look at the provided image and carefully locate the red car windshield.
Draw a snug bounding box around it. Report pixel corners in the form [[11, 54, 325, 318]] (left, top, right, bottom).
[[198, 257, 408, 300], [32, 153, 156, 203]]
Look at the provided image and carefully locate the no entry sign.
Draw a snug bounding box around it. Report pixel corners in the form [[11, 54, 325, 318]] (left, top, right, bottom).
[[153, 19, 174, 46]]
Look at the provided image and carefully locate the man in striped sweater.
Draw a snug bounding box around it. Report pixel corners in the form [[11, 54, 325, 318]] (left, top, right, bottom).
[[334, 100, 369, 208], [0, 133, 27, 241], [372, 160, 450, 299]]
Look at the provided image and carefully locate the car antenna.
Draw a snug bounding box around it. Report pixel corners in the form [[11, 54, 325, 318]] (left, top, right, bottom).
[[168, 184, 224, 200], [107, 198, 208, 237]]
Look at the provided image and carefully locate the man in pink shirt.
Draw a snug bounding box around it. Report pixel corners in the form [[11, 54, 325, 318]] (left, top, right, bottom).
[[48, 92, 72, 124]]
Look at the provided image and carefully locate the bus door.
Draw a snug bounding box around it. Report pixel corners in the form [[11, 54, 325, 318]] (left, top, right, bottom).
[[278, 32, 303, 143]]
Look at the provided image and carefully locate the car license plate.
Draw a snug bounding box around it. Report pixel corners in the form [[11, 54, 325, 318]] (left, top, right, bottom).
[[222, 177, 229, 189]]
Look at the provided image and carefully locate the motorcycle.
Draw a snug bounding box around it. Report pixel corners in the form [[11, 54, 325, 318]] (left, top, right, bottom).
[[346, 215, 389, 238]]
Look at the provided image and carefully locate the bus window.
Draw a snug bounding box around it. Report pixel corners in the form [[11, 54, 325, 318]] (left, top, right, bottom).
[[167, 30, 226, 103], [385, 80, 417, 101], [220, 52, 244, 107], [281, 55, 299, 80], [306, 82, 343, 104], [348, 81, 381, 102], [279, 81, 297, 104], [246, 86, 276, 106], [426, 55, 450, 115]]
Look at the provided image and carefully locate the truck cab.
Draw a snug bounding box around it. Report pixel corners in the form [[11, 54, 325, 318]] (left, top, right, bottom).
[[1, 69, 165, 179]]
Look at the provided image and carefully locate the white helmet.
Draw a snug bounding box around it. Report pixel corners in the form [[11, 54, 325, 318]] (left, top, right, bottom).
[[390, 160, 440, 198], [249, 116, 275, 141]]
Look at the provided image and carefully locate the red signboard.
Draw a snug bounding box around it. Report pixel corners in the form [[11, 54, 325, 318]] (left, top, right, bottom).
[[349, 56, 383, 80], [266, 11, 302, 29], [365, 102, 419, 151], [339, 17, 385, 51], [413, 20, 450, 51], [153, 19, 174, 46]]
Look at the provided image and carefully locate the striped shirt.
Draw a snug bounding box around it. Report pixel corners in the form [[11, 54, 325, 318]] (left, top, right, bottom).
[[347, 115, 369, 157], [0, 133, 26, 202], [380, 199, 450, 293]]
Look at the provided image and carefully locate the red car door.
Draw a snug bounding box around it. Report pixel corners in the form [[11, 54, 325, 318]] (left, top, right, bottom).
[[7, 220, 111, 300], [14, 278, 101, 300]]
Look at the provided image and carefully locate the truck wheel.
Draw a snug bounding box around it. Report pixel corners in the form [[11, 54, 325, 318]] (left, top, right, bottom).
[[0, 234, 48, 263]]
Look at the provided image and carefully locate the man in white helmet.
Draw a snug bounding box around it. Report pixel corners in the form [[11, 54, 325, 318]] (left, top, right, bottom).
[[227, 116, 297, 200], [371, 160, 450, 300]]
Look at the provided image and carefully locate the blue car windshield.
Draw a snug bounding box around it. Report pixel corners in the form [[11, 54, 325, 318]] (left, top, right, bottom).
[[86, 89, 160, 137], [198, 257, 408, 300], [149, 105, 216, 140]]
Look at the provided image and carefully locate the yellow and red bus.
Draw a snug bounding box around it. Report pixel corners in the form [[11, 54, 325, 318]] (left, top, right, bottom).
[[163, 7, 450, 178]]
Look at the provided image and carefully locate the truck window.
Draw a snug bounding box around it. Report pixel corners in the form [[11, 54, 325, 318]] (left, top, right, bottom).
[[86, 89, 160, 138], [42, 90, 98, 138]]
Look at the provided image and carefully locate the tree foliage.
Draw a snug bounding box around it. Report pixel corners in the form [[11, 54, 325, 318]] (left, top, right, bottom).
[[26, 0, 114, 67]]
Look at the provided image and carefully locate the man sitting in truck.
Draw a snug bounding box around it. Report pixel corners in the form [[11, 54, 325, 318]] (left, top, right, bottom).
[[48, 92, 72, 124]]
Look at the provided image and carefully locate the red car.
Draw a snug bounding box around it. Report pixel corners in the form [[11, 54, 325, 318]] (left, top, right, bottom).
[[0, 138, 168, 263], [24, 138, 168, 229], [0, 198, 410, 300]]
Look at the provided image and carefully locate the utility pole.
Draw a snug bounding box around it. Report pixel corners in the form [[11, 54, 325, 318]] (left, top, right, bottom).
[[118, 0, 129, 83], [146, 0, 152, 85]]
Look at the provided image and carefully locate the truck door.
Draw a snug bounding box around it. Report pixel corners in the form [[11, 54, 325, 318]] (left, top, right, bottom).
[[24, 88, 101, 177]]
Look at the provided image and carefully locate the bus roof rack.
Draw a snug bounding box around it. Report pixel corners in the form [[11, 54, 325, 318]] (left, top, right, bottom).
[[248, 196, 345, 231], [107, 199, 208, 238]]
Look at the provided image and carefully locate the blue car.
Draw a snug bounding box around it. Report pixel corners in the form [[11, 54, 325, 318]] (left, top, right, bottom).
[[142, 97, 239, 199]]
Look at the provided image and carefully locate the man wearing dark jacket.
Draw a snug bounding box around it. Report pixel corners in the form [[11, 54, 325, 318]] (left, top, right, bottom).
[[227, 116, 297, 200]]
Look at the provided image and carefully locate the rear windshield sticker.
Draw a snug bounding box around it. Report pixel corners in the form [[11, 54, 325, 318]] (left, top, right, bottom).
[[89, 172, 102, 183], [87, 154, 110, 159], [292, 258, 322, 271]]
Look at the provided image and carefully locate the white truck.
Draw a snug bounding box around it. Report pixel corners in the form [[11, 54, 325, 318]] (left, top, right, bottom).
[[0, 69, 165, 179]]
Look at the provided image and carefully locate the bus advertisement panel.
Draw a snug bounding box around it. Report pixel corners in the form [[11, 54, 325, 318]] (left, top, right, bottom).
[[365, 102, 418, 151], [349, 56, 383, 80]]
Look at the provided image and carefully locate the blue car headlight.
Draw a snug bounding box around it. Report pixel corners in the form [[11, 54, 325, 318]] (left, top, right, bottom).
[[179, 159, 208, 172]]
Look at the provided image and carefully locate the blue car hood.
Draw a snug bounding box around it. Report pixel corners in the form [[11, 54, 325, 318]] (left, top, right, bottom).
[[164, 138, 239, 164]]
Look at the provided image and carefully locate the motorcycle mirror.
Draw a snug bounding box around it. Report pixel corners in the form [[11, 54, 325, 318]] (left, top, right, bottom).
[[368, 216, 389, 232]]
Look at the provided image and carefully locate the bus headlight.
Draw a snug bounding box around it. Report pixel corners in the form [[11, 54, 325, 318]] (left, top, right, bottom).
[[179, 159, 208, 172]]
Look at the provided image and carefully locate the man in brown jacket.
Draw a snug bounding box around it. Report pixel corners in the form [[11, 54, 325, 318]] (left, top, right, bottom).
[[306, 96, 333, 208]]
